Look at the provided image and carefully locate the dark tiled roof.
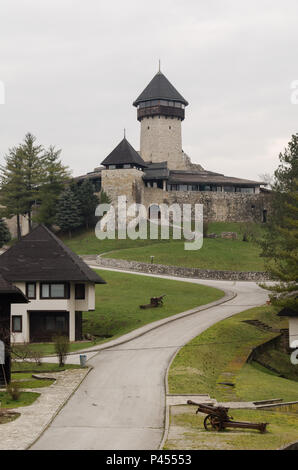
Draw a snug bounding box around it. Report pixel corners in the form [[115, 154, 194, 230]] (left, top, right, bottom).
[[278, 307, 298, 317], [133, 72, 188, 107], [101, 138, 147, 168], [0, 225, 106, 284], [0, 274, 28, 303], [168, 171, 262, 186]]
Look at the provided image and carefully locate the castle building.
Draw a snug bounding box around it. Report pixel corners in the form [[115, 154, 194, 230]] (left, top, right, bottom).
[[76, 69, 271, 223]]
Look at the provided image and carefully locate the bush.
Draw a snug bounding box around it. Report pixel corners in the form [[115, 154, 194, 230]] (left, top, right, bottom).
[[203, 221, 209, 238], [6, 383, 21, 401], [53, 335, 70, 367]]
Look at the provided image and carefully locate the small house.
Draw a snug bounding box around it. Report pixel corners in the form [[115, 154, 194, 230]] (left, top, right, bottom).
[[0, 225, 106, 343]]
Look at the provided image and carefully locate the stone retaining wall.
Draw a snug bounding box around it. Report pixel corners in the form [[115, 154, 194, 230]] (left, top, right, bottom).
[[96, 256, 271, 281]]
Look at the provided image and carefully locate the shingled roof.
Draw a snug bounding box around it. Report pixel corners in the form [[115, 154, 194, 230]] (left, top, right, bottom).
[[0, 274, 28, 303], [133, 71, 188, 107], [101, 137, 147, 168], [167, 171, 262, 186], [0, 225, 106, 284]]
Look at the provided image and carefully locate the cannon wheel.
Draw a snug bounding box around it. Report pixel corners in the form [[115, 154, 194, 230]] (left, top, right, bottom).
[[204, 414, 224, 432]]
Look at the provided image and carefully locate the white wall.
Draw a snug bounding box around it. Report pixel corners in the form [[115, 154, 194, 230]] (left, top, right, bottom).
[[10, 281, 96, 343], [289, 318, 298, 347]]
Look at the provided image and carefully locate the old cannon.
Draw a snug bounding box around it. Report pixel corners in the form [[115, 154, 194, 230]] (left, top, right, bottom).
[[140, 294, 166, 309], [187, 400, 268, 433]]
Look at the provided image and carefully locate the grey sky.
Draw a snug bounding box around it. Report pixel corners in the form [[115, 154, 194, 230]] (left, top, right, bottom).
[[0, 0, 297, 181]]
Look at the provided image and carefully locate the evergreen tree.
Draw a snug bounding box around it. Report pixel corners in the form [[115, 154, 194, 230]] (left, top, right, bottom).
[[35, 146, 71, 226], [0, 219, 11, 248], [19, 133, 45, 230], [55, 187, 83, 237], [76, 180, 99, 229], [260, 133, 298, 312], [0, 147, 28, 240]]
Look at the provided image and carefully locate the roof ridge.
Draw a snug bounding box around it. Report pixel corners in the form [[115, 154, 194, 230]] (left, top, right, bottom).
[[38, 225, 104, 283], [0, 224, 105, 284]]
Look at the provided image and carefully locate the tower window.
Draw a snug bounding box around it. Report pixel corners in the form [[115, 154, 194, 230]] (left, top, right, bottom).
[[147, 126, 150, 130], [169, 126, 171, 129]]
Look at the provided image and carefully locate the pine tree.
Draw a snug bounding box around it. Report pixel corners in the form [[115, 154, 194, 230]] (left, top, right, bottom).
[[0, 147, 28, 240], [75, 180, 99, 229], [55, 187, 83, 237], [35, 146, 71, 226], [0, 219, 11, 248], [260, 133, 298, 311], [20, 133, 45, 230]]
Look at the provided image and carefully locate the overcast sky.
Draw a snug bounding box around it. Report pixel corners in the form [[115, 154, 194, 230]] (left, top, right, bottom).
[[0, 0, 297, 181]]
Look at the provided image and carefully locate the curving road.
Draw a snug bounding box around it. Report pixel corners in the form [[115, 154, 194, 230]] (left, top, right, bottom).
[[31, 271, 269, 450]]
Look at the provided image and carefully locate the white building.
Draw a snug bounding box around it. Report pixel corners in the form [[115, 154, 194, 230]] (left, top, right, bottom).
[[0, 224, 106, 343]]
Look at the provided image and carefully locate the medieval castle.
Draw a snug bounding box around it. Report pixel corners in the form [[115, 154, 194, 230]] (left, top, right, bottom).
[[76, 68, 270, 223], [5, 68, 271, 239]]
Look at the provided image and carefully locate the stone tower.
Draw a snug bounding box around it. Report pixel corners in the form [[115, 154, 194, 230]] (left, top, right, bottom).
[[133, 70, 189, 170], [100, 136, 146, 207]]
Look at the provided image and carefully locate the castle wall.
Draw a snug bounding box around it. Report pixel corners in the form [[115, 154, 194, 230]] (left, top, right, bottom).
[[143, 187, 271, 223], [101, 168, 144, 207], [140, 116, 186, 170]]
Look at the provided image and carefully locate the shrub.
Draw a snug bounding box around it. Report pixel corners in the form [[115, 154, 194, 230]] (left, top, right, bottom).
[[6, 383, 21, 401], [53, 335, 70, 367], [203, 221, 209, 238]]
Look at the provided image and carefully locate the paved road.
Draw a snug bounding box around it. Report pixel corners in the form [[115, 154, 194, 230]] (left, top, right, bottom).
[[31, 273, 269, 450]]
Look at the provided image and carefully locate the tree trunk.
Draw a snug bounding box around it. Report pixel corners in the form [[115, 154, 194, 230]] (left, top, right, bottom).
[[16, 214, 21, 240], [28, 211, 32, 232]]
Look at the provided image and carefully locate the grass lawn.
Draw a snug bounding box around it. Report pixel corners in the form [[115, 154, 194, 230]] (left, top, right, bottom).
[[165, 406, 298, 450], [0, 362, 82, 412], [13, 269, 224, 357], [61, 222, 266, 272], [0, 391, 40, 409], [10, 373, 55, 389], [105, 238, 265, 272], [166, 304, 298, 450], [11, 362, 82, 373], [168, 305, 298, 402]]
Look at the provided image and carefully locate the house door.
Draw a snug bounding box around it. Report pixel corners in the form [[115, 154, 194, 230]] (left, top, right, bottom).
[[29, 311, 69, 342]]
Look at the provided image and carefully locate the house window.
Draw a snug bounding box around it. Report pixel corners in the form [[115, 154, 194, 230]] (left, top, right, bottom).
[[75, 284, 85, 300], [26, 282, 36, 299], [12, 316, 22, 333], [40, 283, 70, 299]]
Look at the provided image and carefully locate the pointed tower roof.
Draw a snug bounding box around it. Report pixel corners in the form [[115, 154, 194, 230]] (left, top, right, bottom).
[[0, 225, 106, 284], [101, 137, 147, 168], [133, 71, 188, 107]]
